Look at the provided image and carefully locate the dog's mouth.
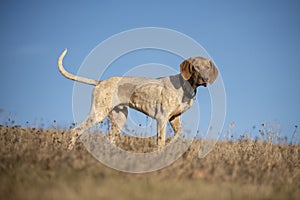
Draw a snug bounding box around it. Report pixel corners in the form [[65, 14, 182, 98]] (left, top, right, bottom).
[[196, 82, 208, 87], [196, 77, 209, 87], [202, 83, 208, 87]]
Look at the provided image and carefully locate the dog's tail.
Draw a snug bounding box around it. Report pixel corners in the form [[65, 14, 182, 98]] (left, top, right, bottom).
[[58, 49, 100, 86]]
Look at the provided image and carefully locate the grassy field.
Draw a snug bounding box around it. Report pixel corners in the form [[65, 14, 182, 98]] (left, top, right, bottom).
[[0, 125, 299, 200]]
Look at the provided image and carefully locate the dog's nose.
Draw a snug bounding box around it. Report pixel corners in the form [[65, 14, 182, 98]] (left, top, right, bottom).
[[203, 77, 209, 82]]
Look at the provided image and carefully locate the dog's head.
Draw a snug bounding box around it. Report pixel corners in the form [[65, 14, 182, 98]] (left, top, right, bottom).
[[180, 57, 218, 87]]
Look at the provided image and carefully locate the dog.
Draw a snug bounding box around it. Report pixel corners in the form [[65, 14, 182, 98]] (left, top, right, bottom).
[[58, 49, 218, 150]]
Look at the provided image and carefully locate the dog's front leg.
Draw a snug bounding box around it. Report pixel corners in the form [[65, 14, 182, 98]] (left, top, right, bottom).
[[157, 118, 167, 149], [169, 115, 182, 140]]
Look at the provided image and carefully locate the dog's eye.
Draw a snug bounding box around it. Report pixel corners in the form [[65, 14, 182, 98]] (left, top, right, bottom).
[[194, 67, 200, 72]]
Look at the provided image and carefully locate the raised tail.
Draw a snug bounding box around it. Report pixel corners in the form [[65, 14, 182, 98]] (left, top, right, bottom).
[[58, 49, 100, 86]]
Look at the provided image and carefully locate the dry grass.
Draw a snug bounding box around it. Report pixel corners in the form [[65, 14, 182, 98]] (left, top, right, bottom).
[[0, 125, 299, 200]]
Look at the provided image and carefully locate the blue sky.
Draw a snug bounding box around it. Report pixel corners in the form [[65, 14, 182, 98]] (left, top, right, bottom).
[[0, 0, 299, 139]]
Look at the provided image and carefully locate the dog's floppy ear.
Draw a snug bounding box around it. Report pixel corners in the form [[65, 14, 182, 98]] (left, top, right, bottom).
[[180, 59, 193, 80], [209, 60, 218, 84]]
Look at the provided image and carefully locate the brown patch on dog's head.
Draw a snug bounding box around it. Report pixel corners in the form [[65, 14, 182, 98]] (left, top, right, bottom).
[[180, 59, 193, 80]]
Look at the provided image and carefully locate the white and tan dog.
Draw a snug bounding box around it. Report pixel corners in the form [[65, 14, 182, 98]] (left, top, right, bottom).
[[58, 49, 218, 150]]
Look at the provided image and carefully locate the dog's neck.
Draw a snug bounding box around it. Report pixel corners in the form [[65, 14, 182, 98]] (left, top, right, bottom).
[[178, 74, 197, 99]]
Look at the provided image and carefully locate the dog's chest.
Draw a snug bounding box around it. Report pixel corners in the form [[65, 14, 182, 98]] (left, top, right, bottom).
[[171, 97, 194, 117]]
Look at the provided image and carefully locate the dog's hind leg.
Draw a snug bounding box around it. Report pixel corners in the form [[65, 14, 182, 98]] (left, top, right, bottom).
[[108, 106, 128, 143], [68, 108, 111, 150], [68, 83, 116, 150]]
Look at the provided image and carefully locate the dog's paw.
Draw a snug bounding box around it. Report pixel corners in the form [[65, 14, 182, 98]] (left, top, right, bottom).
[[67, 142, 74, 151], [67, 136, 77, 150], [108, 137, 116, 144]]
